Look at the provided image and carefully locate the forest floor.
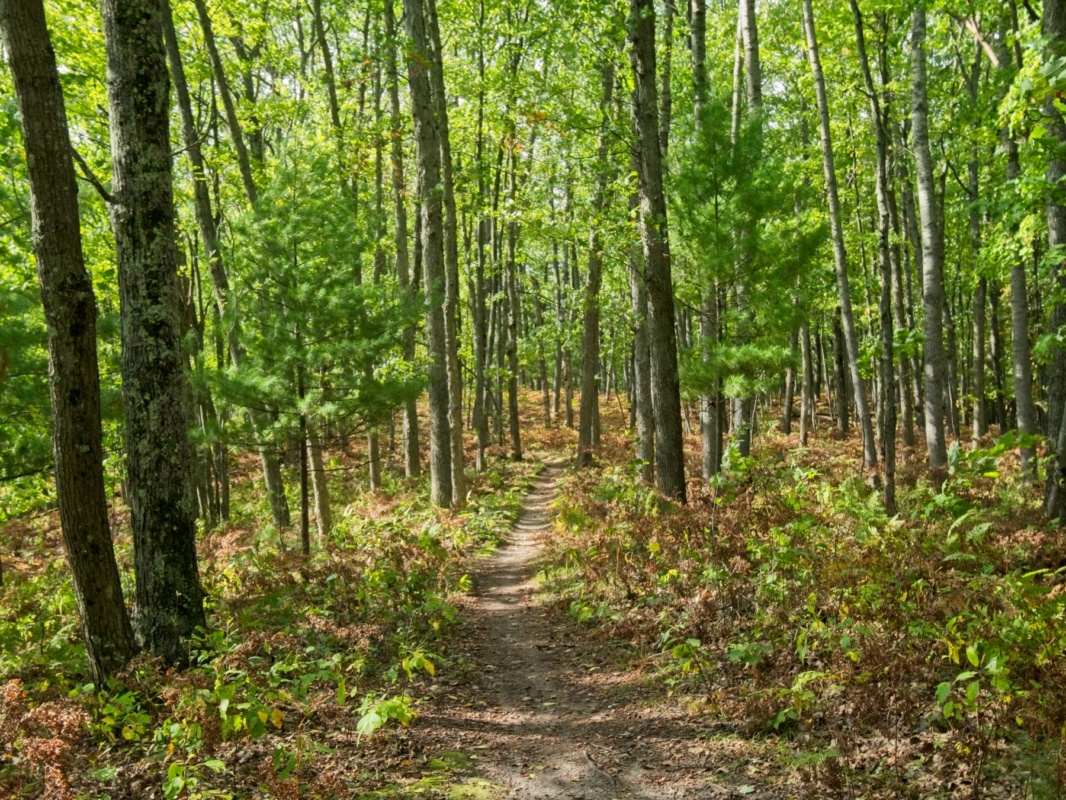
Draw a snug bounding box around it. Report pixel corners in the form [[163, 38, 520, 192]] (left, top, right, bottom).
[[3, 396, 1066, 799], [397, 458, 768, 800]]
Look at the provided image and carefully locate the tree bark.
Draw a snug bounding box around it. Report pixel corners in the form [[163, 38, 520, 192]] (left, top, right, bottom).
[[911, 4, 950, 477], [800, 321, 814, 445], [1043, 0, 1066, 519], [425, 0, 466, 499], [103, 0, 205, 664], [308, 435, 331, 542], [405, 0, 452, 507], [1, 0, 138, 684], [691, 0, 720, 479], [505, 148, 523, 461], [803, 0, 876, 468], [851, 0, 896, 511], [629, 0, 686, 502]]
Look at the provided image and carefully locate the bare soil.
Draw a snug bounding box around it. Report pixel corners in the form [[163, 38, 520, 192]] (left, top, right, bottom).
[[410, 460, 750, 799]]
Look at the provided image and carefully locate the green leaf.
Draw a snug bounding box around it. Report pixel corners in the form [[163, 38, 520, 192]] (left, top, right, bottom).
[[92, 766, 118, 782], [357, 709, 384, 737], [936, 682, 952, 705]]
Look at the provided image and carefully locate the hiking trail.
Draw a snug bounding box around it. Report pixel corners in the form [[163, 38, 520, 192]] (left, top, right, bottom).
[[411, 458, 739, 799]]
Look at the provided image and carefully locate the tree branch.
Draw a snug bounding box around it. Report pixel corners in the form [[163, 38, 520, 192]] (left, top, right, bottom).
[[71, 147, 115, 204], [947, 12, 1001, 69]]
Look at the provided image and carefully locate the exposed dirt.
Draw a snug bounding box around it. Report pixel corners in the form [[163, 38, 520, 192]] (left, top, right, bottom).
[[410, 460, 743, 799]]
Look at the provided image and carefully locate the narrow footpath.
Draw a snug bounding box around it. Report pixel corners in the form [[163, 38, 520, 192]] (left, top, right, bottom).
[[411, 459, 729, 799]]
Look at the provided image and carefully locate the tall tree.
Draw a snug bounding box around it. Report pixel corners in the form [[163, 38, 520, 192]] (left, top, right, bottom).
[[0, 0, 137, 684], [802, 0, 878, 470], [629, 0, 687, 503], [1043, 0, 1066, 519], [911, 2, 949, 477], [405, 0, 453, 507], [425, 0, 467, 497], [102, 0, 205, 663], [851, 0, 896, 513], [690, 0, 720, 480]]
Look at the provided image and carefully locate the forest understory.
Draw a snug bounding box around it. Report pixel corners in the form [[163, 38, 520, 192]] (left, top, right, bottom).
[[7, 0, 1066, 795], [2, 392, 1066, 800]]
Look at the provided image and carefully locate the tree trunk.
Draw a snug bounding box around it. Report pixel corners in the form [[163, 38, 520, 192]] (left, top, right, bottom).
[[800, 321, 814, 446], [803, 0, 876, 468], [308, 435, 331, 542], [505, 148, 523, 461], [1044, 0, 1066, 519], [425, 0, 465, 500], [833, 311, 849, 435], [192, 0, 257, 204], [873, 13, 915, 449], [911, 3, 949, 477], [692, 0, 720, 480], [629, 0, 686, 502], [851, 0, 896, 510], [404, 0, 452, 507], [577, 61, 614, 467], [103, 0, 204, 664], [1, 0, 138, 684], [783, 321, 798, 435]]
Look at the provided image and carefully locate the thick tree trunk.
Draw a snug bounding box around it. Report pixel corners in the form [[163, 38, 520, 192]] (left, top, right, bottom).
[[404, 0, 452, 507], [629, 0, 686, 502], [911, 3, 949, 477], [803, 0, 876, 468], [739, 0, 761, 111], [425, 0, 466, 501], [103, 0, 204, 664], [1044, 0, 1066, 519], [577, 61, 614, 467], [897, 128, 926, 426], [1, 0, 138, 684]]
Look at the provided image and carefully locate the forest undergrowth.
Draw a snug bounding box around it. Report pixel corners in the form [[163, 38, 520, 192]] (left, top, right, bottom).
[[0, 432, 542, 800], [542, 409, 1066, 798], [4, 392, 1066, 799]]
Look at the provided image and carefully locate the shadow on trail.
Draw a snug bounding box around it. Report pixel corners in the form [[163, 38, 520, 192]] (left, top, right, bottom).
[[413, 460, 723, 800]]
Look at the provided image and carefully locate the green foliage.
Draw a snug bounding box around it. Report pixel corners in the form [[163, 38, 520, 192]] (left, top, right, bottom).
[[546, 435, 1066, 789]]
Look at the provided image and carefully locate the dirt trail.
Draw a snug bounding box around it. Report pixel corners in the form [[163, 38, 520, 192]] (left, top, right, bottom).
[[413, 460, 720, 800]]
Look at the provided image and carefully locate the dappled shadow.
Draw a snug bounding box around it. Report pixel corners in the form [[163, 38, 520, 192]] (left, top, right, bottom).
[[409, 461, 748, 800]]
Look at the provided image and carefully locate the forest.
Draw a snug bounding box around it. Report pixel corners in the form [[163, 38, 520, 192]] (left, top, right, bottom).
[[2, 0, 1066, 796]]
